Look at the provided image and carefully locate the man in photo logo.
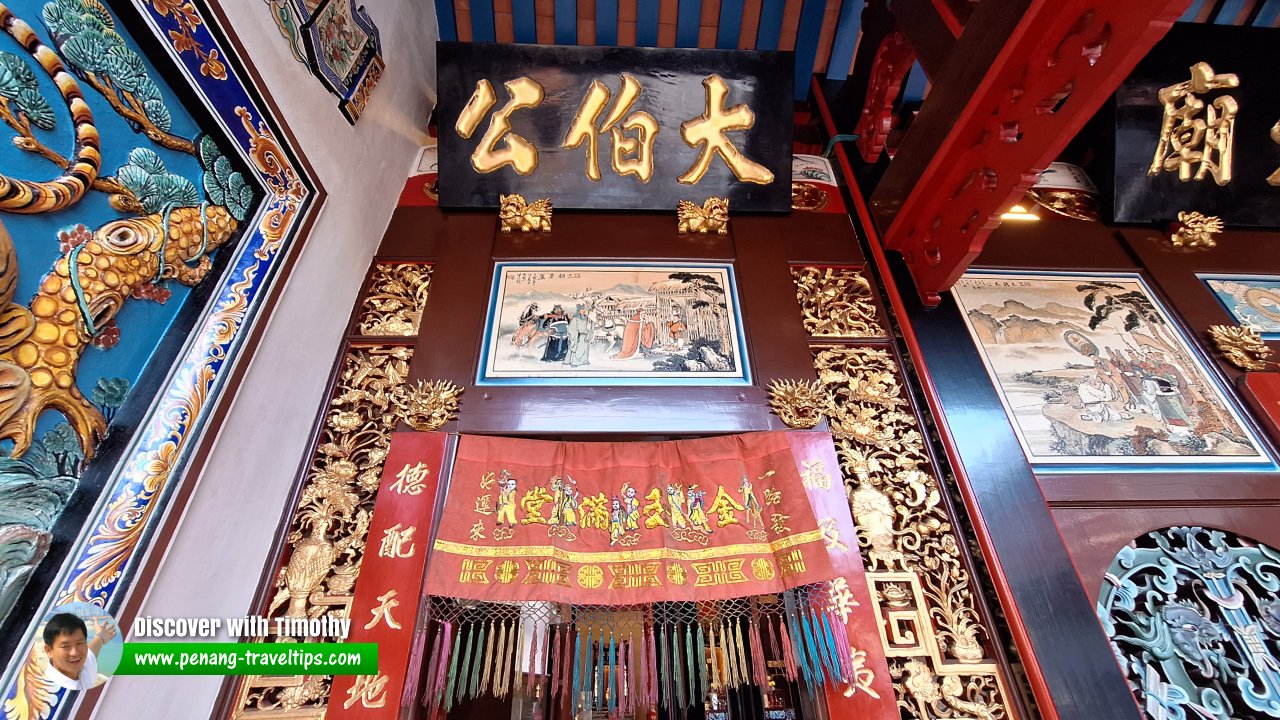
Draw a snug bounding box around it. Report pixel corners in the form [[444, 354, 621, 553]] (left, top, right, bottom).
[[42, 613, 117, 691]]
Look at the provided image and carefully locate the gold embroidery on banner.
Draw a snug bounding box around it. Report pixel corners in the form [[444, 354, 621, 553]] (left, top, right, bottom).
[[800, 458, 833, 490], [692, 558, 748, 587], [495, 559, 519, 584], [577, 564, 605, 589], [791, 266, 885, 338], [750, 557, 776, 581], [469, 522, 486, 541], [813, 346, 1015, 719], [608, 561, 662, 589], [666, 562, 688, 586], [355, 263, 432, 336], [431, 529, 824, 563], [459, 559, 491, 584], [474, 494, 494, 515], [524, 558, 570, 586], [778, 549, 806, 577]]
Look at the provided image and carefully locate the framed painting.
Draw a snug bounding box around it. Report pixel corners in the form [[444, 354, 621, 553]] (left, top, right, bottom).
[[479, 263, 750, 385], [951, 272, 1274, 470], [1200, 275, 1280, 339]]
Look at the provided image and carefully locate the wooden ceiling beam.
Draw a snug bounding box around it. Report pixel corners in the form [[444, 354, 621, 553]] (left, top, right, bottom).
[[869, 0, 1192, 305]]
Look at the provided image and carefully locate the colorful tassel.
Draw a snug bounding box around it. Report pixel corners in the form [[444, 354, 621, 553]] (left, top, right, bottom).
[[608, 631, 618, 714], [828, 610, 853, 681], [749, 618, 768, 688], [485, 619, 503, 696], [720, 622, 735, 688], [562, 623, 573, 702], [525, 621, 538, 696], [786, 612, 812, 688], [707, 622, 720, 689], [733, 620, 749, 688], [503, 619, 519, 697], [422, 625, 444, 712], [672, 623, 685, 709], [777, 616, 797, 682], [647, 621, 659, 709], [696, 623, 708, 699], [572, 626, 584, 706], [659, 623, 671, 709], [817, 609, 840, 683], [800, 608, 825, 686], [446, 623, 466, 710], [595, 630, 606, 709]]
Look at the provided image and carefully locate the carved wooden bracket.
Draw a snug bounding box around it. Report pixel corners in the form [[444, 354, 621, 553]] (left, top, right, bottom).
[[870, 0, 1191, 305], [854, 31, 917, 164]]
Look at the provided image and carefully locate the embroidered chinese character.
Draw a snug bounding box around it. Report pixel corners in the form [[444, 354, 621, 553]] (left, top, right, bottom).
[[563, 74, 659, 182], [364, 589, 402, 630], [520, 486, 553, 524], [770, 512, 791, 535], [455, 77, 545, 175], [579, 492, 610, 531], [378, 523, 415, 559], [800, 459, 832, 490], [1149, 62, 1239, 185], [707, 485, 744, 527], [643, 487, 668, 528], [391, 462, 429, 495], [343, 673, 389, 709], [678, 75, 773, 185], [469, 521, 486, 541]]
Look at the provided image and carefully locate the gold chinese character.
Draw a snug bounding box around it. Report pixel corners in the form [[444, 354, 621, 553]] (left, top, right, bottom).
[[480, 471, 496, 490], [455, 77, 545, 175], [763, 488, 782, 505], [364, 589, 402, 630], [643, 487, 668, 528], [1149, 62, 1239, 185], [563, 74, 659, 182], [391, 462, 430, 495], [459, 559, 492, 584], [474, 494, 494, 515], [343, 673, 389, 709], [378, 523, 416, 559], [608, 561, 662, 589], [819, 517, 848, 552], [469, 521, 486, 541], [520, 486, 553, 524], [800, 459, 832, 490], [678, 75, 773, 185], [579, 492, 609, 531], [770, 512, 790, 535], [1269, 120, 1280, 186], [707, 485, 745, 527], [524, 558, 570, 586], [778, 549, 806, 577]]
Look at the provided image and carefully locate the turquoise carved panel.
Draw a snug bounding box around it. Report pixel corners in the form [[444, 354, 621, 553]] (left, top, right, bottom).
[[1098, 526, 1280, 719], [0, 0, 319, 716]]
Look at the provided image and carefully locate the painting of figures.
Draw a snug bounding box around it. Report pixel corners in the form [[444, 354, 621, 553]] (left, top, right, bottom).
[[951, 273, 1271, 467], [481, 263, 748, 384], [1202, 275, 1280, 339]]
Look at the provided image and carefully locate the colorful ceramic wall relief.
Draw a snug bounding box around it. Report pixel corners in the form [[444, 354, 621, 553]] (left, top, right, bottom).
[[264, 0, 383, 123], [0, 0, 317, 715]]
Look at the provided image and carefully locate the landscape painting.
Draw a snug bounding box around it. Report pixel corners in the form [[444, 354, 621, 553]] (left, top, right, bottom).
[[951, 273, 1271, 467], [1201, 275, 1280, 339], [480, 263, 749, 384]]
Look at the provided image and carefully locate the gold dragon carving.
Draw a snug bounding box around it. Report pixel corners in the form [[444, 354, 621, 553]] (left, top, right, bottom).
[[355, 263, 433, 336], [792, 266, 885, 338], [232, 341, 414, 718], [813, 346, 1016, 720], [1208, 323, 1275, 371]]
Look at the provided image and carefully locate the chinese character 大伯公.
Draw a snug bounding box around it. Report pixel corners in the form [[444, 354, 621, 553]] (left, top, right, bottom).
[[455, 77, 545, 174], [563, 74, 660, 182]]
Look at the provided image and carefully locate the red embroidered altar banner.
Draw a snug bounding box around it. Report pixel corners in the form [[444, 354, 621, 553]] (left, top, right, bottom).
[[329, 432, 448, 718], [425, 432, 837, 603]]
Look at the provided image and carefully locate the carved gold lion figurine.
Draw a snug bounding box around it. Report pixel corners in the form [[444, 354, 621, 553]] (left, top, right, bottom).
[[677, 197, 729, 235], [499, 194, 552, 233]]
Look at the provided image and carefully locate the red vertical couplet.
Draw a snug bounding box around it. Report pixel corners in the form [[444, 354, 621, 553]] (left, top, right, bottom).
[[784, 431, 899, 719], [328, 432, 449, 718]]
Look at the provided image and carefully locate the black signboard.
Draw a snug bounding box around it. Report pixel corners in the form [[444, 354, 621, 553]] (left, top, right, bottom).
[[1114, 24, 1280, 227], [436, 42, 794, 212]]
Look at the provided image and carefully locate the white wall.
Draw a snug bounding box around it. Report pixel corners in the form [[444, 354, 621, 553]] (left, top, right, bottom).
[[90, 0, 437, 716]]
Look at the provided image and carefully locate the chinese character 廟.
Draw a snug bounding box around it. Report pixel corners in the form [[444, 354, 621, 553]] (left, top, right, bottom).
[[1149, 62, 1239, 186]]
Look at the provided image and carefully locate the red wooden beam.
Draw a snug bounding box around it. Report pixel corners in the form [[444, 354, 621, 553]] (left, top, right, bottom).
[[870, 0, 1191, 305]]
